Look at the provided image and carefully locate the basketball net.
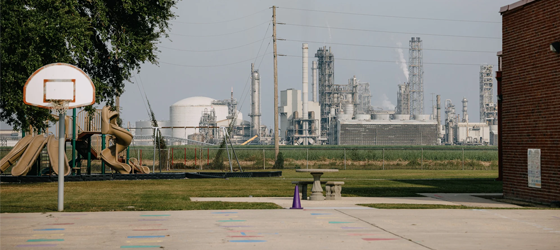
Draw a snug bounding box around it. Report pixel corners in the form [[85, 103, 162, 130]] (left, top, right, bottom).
[[50, 100, 70, 115]]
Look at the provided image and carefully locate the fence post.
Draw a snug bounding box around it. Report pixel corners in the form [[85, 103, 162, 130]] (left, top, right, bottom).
[[195, 148, 197, 167], [263, 148, 266, 169], [200, 147, 202, 170], [171, 148, 174, 169], [167, 148, 170, 171], [207, 148, 209, 166], [184, 148, 186, 166], [421, 148, 424, 170], [307, 148, 309, 169], [462, 148, 465, 170], [382, 148, 385, 170], [344, 148, 346, 170]]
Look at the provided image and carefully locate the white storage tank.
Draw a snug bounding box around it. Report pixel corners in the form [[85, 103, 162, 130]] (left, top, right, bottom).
[[374, 114, 390, 120], [170, 96, 230, 139], [158, 120, 171, 137], [135, 120, 152, 136], [393, 114, 410, 121], [355, 114, 371, 120], [413, 114, 431, 121]]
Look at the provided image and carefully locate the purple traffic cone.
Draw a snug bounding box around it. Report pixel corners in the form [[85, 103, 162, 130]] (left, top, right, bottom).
[[290, 184, 303, 209]]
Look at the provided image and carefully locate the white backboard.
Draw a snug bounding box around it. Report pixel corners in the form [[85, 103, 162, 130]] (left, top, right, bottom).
[[24, 63, 95, 109]]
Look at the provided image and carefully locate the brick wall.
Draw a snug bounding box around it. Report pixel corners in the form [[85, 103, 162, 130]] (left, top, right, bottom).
[[501, 0, 560, 204]]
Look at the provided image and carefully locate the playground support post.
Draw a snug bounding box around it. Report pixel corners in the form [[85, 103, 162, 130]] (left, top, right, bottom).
[[101, 134, 106, 174], [72, 108, 76, 175], [87, 136, 92, 175], [58, 112, 65, 211], [126, 129, 130, 164]]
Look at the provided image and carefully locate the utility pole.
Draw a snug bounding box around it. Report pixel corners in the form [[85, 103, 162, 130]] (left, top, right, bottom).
[[272, 6, 279, 160]]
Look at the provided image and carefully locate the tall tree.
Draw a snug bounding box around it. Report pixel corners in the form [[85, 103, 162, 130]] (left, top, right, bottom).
[[0, 0, 177, 131]]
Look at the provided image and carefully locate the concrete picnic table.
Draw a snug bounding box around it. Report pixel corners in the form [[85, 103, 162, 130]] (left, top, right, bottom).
[[295, 169, 339, 200]]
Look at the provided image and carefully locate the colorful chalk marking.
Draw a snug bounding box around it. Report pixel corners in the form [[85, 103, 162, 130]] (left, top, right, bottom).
[[33, 229, 64, 231], [140, 215, 170, 217], [212, 212, 238, 214], [127, 236, 166, 238], [362, 238, 398, 241], [120, 246, 161, 248], [27, 239, 64, 242], [329, 221, 353, 224], [217, 219, 246, 222], [133, 229, 168, 231], [241, 232, 246, 236], [16, 244, 58, 247], [126, 240, 163, 243], [310, 213, 331, 215], [229, 240, 266, 243]]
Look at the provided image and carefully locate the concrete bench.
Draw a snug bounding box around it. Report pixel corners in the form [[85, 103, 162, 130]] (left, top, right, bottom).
[[292, 181, 326, 200], [325, 181, 344, 200]]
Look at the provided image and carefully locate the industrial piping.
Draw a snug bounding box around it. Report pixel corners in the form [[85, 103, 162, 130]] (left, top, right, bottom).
[[312, 61, 317, 102]]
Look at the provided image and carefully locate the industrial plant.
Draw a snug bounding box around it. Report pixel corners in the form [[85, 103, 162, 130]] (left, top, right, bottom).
[[131, 37, 497, 146]]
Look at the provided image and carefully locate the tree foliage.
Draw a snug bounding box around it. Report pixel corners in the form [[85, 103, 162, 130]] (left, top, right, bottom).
[[0, 0, 177, 131]]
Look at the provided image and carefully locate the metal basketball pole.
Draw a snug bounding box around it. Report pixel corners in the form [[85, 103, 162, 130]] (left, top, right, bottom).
[[58, 112, 66, 211]]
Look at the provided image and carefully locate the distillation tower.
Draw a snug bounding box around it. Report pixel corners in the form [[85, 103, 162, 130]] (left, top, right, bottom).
[[250, 63, 261, 139], [479, 64, 496, 124], [408, 37, 424, 117]]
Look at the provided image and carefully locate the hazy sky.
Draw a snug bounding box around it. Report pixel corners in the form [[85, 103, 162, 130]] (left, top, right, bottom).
[[2, 0, 515, 131]]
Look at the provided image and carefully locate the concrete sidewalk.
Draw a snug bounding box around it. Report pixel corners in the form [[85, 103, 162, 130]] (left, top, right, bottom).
[[191, 193, 521, 209], [1, 208, 559, 249]]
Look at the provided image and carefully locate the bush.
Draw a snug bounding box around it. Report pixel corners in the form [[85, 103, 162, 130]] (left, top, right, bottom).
[[273, 152, 284, 169]]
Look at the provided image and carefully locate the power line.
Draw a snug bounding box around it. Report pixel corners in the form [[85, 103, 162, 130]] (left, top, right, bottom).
[[279, 7, 500, 24], [172, 8, 269, 24], [238, 21, 272, 112], [283, 55, 490, 66], [282, 39, 497, 54], [170, 20, 270, 37], [159, 38, 270, 52], [281, 23, 501, 40], [159, 53, 271, 68]]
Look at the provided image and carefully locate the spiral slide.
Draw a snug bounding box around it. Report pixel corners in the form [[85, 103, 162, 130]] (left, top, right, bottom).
[[100, 106, 134, 174]]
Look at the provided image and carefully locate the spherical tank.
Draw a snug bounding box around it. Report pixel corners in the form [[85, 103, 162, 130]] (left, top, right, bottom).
[[170, 96, 229, 139]]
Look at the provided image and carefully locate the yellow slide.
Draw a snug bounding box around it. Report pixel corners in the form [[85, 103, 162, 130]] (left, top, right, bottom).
[[10, 135, 49, 176], [0, 135, 34, 173], [100, 106, 132, 174], [46, 135, 71, 176], [129, 157, 150, 174]]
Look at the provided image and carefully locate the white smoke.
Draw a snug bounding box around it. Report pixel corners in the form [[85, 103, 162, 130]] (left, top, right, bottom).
[[395, 42, 409, 82], [380, 93, 396, 110]]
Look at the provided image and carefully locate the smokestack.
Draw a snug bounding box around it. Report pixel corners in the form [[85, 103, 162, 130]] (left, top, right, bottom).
[[250, 63, 261, 139], [302, 43, 309, 145], [436, 95, 441, 141], [462, 97, 468, 122], [312, 61, 317, 102]]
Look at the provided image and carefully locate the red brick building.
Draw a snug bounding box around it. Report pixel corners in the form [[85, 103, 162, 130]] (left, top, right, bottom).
[[499, 0, 560, 205]]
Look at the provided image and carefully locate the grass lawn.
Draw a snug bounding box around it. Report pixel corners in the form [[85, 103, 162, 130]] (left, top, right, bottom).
[[0, 170, 501, 213]]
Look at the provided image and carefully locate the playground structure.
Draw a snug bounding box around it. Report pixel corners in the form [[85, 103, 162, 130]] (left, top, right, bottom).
[[0, 106, 148, 176]]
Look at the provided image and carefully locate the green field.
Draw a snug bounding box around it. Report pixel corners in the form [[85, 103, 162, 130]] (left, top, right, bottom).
[[0, 170, 501, 213]]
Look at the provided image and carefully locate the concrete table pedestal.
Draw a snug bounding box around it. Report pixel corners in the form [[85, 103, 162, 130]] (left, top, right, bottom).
[[295, 169, 339, 201]]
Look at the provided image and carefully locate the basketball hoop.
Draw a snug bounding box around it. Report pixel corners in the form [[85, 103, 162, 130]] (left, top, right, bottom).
[[50, 100, 70, 115]]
